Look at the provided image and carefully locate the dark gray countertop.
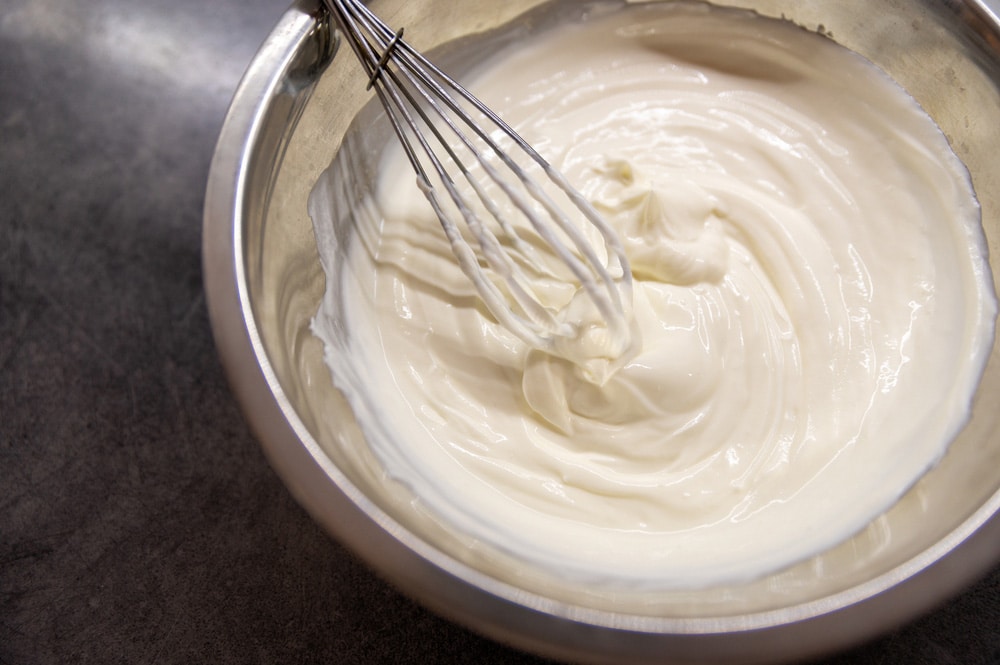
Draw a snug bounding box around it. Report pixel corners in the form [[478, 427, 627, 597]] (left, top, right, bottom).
[[2, 0, 999, 663]]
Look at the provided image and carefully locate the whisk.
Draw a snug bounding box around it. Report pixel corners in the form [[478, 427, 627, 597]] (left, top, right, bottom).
[[323, 0, 634, 357]]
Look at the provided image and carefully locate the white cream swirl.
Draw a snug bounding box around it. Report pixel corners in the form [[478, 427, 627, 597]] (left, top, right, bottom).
[[311, 2, 996, 589]]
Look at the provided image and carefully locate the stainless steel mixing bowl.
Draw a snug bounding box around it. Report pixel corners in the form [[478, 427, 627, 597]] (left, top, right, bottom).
[[203, 1, 1000, 662]]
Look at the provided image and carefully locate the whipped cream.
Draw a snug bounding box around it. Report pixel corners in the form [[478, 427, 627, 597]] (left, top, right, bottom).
[[311, 2, 996, 590]]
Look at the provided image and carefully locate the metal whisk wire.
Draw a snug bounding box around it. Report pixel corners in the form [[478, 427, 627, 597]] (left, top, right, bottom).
[[324, 0, 633, 355]]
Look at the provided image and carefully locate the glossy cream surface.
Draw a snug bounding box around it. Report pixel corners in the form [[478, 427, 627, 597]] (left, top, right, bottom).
[[311, 3, 996, 589]]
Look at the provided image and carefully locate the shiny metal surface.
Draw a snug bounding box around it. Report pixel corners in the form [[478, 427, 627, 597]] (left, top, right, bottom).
[[324, 0, 634, 353], [204, 1, 1000, 662]]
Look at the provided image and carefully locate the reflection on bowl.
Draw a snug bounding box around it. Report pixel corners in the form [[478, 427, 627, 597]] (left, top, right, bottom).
[[204, 1, 1000, 663]]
